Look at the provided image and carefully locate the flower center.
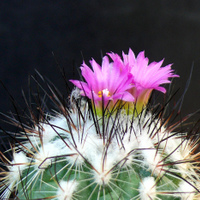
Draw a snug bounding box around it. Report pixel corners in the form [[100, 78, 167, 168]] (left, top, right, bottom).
[[98, 88, 111, 98]]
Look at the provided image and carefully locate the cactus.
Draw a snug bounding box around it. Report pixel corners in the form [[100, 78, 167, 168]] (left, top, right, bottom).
[[0, 49, 200, 199]]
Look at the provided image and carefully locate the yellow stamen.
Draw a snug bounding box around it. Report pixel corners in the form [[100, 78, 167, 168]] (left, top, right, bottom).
[[98, 89, 111, 98]]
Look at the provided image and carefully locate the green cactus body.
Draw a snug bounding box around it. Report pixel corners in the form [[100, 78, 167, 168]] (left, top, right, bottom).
[[1, 98, 199, 200]]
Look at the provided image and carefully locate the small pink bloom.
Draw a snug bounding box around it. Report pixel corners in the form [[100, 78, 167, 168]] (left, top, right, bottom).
[[109, 49, 178, 99], [70, 55, 134, 108], [109, 48, 179, 113], [123, 49, 178, 96]]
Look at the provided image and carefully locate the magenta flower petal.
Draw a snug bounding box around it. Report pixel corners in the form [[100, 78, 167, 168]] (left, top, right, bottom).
[[69, 80, 92, 97], [113, 91, 135, 102], [80, 63, 97, 88]]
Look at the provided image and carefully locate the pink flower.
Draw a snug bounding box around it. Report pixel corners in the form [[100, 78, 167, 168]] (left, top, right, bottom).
[[109, 49, 179, 113], [70, 55, 134, 109], [70, 49, 179, 115]]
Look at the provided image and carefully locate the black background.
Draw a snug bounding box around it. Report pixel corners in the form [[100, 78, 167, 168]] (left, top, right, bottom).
[[1, 1, 200, 136]]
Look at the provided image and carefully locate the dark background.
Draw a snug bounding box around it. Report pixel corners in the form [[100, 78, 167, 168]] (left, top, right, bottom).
[[1, 1, 200, 137]]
